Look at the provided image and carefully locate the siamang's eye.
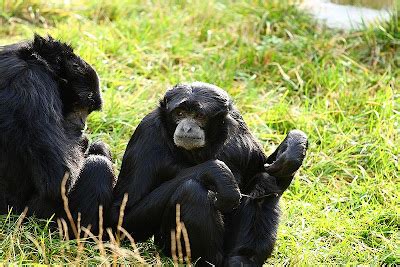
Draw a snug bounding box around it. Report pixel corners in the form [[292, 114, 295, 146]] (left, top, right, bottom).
[[195, 113, 206, 121], [173, 109, 185, 118]]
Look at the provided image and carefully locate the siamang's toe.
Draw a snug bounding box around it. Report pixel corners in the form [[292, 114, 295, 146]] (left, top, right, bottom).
[[87, 140, 112, 160], [265, 129, 308, 178]]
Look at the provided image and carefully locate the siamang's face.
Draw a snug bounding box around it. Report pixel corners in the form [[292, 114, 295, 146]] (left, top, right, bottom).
[[60, 55, 101, 134], [61, 55, 102, 112], [162, 82, 231, 151], [171, 107, 207, 150]]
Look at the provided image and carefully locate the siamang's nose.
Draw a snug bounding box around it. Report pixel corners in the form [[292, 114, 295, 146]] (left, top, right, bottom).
[[183, 125, 192, 133]]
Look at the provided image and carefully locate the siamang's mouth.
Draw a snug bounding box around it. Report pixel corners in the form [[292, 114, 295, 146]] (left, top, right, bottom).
[[70, 120, 87, 131], [174, 135, 205, 150], [65, 110, 89, 132], [175, 135, 203, 140]]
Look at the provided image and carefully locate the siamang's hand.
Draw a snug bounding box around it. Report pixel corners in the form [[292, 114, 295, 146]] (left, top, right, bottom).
[[197, 160, 241, 212], [264, 130, 307, 191], [86, 140, 112, 161], [79, 135, 90, 153]]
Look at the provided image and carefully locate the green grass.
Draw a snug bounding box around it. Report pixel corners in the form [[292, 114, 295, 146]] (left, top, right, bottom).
[[0, 0, 399, 265]]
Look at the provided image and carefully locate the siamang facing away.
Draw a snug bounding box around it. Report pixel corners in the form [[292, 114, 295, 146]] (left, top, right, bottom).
[[0, 35, 115, 235], [113, 82, 308, 266]]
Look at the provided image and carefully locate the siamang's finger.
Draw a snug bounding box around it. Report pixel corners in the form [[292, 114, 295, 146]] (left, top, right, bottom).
[[87, 140, 112, 160], [201, 160, 241, 212], [265, 130, 308, 178]]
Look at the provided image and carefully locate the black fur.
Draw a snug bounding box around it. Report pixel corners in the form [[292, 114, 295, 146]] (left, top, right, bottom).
[[0, 35, 115, 235], [113, 82, 308, 266]]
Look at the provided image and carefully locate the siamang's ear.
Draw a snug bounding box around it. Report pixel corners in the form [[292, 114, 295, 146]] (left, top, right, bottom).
[[219, 101, 239, 135]]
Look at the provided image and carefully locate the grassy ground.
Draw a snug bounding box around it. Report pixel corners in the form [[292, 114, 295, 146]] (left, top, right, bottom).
[[0, 0, 399, 265]]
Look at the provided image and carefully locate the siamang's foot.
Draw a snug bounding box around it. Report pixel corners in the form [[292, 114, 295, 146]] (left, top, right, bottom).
[[264, 130, 307, 190], [87, 140, 112, 160], [224, 255, 257, 267], [249, 173, 280, 199]]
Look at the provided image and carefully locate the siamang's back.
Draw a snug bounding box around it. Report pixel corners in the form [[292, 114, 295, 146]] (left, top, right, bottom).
[[1, 43, 35, 212], [0, 37, 81, 214]]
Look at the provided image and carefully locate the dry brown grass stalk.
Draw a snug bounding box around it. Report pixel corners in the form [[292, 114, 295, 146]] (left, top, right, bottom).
[[106, 227, 118, 266], [15, 207, 28, 229], [175, 204, 184, 264], [181, 222, 191, 265], [171, 203, 192, 266], [170, 229, 178, 265], [60, 172, 78, 238], [98, 205, 105, 257], [116, 193, 129, 244]]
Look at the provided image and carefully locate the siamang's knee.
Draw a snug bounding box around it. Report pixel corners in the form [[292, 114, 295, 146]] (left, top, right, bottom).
[[78, 155, 115, 204], [68, 155, 115, 232]]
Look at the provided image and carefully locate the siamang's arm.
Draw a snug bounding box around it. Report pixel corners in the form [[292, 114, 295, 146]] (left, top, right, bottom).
[[112, 111, 178, 210], [121, 159, 241, 241], [0, 61, 75, 201]]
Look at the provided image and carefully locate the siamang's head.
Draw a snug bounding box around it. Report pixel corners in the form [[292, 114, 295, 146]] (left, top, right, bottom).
[[20, 34, 102, 129], [160, 82, 235, 153]]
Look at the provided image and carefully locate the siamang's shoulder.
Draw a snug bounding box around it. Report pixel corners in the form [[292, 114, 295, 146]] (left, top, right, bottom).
[[126, 109, 168, 149], [133, 109, 163, 133]]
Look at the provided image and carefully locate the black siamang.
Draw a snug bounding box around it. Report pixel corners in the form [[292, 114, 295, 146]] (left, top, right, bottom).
[[113, 82, 308, 266], [0, 35, 115, 234]]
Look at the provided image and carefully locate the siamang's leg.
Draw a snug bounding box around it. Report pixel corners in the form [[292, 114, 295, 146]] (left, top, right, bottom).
[[117, 160, 240, 243], [223, 196, 281, 267], [68, 142, 115, 235], [26, 196, 62, 219], [0, 195, 6, 214], [156, 179, 225, 266], [24, 141, 114, 237], [265, 130, 308, 191], [222, 131, 308, 266]]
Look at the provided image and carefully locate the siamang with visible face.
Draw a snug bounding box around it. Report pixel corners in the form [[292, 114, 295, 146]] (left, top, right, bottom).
[[113, 82, 307, 266], [0, 35, 115, 234]]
